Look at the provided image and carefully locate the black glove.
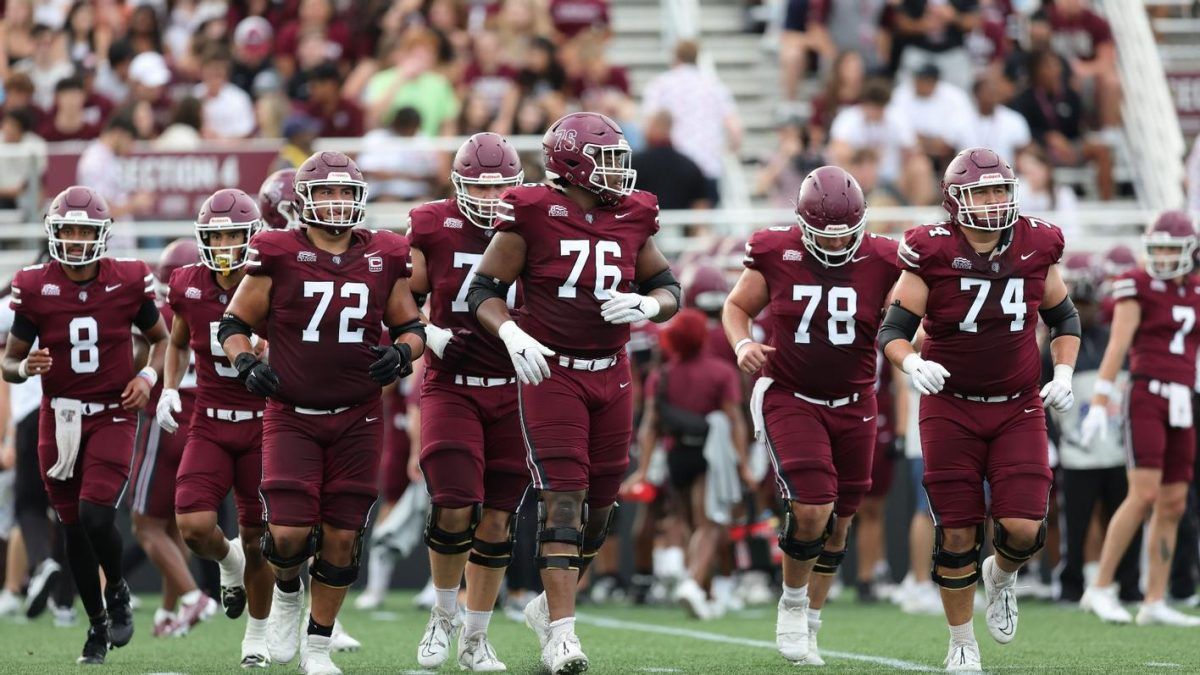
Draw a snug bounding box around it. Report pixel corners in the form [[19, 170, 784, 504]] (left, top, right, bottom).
[[369, 343, 413, 385], [234, 352, 280, 397], [439, 328, 473, 371], [889, 435, 906, 459]]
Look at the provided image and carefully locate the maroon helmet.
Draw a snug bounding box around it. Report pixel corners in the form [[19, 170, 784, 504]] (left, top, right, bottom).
[[1062, 251, 1101, 303], [796, 165, 867, 267], [157, 237, 200, 285], [1102, 244, 1137, 279], [45, 185, 113, 266], [196, 188, 262, 274], [452, 132, 524, 228], [542, 112, 636, 205], [1143, 210, 1198, 280], [942, 147, 1019, 231], [294, 151, 368, 234], [258, 168, 298, 229], [680, 264, 730, 314]]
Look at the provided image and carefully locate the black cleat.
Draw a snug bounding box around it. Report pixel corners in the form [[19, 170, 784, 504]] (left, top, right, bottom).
[[105, 580, 134, 648], [856, 581, 879, 604], [221, 584, 247, 620], [77, 624, 108, 665]]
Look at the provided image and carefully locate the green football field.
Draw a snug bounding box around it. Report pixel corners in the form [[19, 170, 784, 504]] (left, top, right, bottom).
[[3, 592, 1199, 673]]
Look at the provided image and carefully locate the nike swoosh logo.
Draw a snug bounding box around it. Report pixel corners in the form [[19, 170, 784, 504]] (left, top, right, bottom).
[[365, 416, 379, 422], [105, 284, 122, 292], [850, 256, 869, 263], [364, 251, 381, 258], [1024, 408, 1037, 413], [1020, 252, 1035, 260], [619, 382, 631, 389], [615, 212, 630, 219], [113, 417, 127, 423], [863, 416, 875, 422]]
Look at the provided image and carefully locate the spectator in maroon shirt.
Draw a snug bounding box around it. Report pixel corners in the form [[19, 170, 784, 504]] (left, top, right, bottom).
[[1039, 0, 1120, 130], [459, 31, 519, 119], [565, 33, 630, 107], [808, 49, 866, 146], [38, 76, 102, 142], [274, 0, 353, 81], [300, 61, 364, 137], [549, 0, 611, 41]]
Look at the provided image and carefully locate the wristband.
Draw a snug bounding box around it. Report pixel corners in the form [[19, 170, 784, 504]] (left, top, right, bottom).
[[1093, 378, 1115, 397], [1053, 364, 1074, 382], [733, 338, 754, 356], [137, 366, 158, 388], [17, 359, 29, 379]]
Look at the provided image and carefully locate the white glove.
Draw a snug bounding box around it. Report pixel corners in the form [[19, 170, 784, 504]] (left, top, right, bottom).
[[902, 353, 951, 396], [600, 291, 660, 325], [1039, 364, 1075, 413], [425, 323, 453, 359], [498, 320, 555, 385], [1079, 404, 1108, 444], [156, 388, 182, 433]]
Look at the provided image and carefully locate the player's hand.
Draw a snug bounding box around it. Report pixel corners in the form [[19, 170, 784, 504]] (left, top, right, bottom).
[[251, 335, 269, 358], [902, 353, 950, 395], [1079, 404, 1108, 444], [498, 320, 555, 385], [19, 348, 52, 378], [369, 344, 414, 385], [600, 291, 661, 325], [735, 340, 775, 374], [1039, 365, 1075, 413], [156, 388, 182, 433], [234, 353, 280, 397], [121, 375, 152, 410], [425, 323, 453, 359]]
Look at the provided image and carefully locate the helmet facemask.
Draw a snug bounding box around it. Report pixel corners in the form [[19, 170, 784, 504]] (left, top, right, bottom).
[[298, 174, 368, 234], [1144, 233, 1198, 280], [949, 175, 1019, 231], [45, 213, 111, 266], [196, 217, 261, 274], [799, 213, 867, 267], [584, 141, 636, 205], [453, 170, 524, 229]]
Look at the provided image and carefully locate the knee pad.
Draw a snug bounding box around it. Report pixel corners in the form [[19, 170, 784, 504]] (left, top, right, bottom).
[[992, 519, 1047, 564], [311, 528, 366, 588], [581, 503, 618, 565], [424, 504, 479, 555], [260, 527, 319, 569], [535, 494, 585, 571], [469, 511, 517, 569], [931, 524, 983, 590], [78, 501, 116, 531], [812, 548, 846, 576], [778, 506, 834, 562]]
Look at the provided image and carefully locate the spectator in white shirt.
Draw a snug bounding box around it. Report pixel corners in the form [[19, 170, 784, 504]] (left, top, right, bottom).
[[356, 107, 448, 202], [1016, 146, 1079, 237], [14, 24, 76, 111], [76, 113, 154, 251], [959, 71, 1032, 165], [0, 109, 47, 214], [888, 63, 972, 170], [193, 45, 256, 140]]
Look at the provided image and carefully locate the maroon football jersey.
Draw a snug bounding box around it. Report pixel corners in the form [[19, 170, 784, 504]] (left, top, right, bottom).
[[10, 258, 155, 401], [168, 264, 266, 411], [745, 229, 900, 399], [897, 216, 1065, 396], [407, 199, 516, 378], [494, 184, 660, 357], [246, 228, 412, 409], [1111, 268, 1200, 385]]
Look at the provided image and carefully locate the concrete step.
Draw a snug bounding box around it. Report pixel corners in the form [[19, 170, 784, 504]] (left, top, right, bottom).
[[612, 4, 745, 35]]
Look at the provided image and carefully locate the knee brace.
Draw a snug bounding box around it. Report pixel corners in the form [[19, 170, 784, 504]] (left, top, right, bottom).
[[78, 501, 117, 531], [778, 506, 834, 562], [535, 496, 585, 571], [580, 503, 618, 568], [992, 519, 1047, 564], [931, 524, 984, 590], [311, 528, 366, 588], [469, 512, 516, 569], [424, 504, 479, 555], [812, 549, 847, 576], [260, 527, 319, 569]]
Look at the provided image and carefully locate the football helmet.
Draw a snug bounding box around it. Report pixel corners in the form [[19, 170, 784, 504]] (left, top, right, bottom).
[[157, 237, 200, 285], [258, 168, 298, 229], [1143, 210, 1198, 280], [796, 165, 867, 267], [294, 151, 368, 234], [1061, 251, 1100, 304], [196, 188, 262, 274], [680, 264, 730, 314], [1102, 244, 1137, 279], [45, 185, 112, 266], [453, 132, 524, 228], [942, 147, 1019, 232], [542, 112, 636, 205]]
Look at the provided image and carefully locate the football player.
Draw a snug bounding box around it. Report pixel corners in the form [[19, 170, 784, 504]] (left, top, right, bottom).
[[1079, 211, 1200, 627], [723, 165, 901, 665], [469, 112, 680, 673], [259, 169, 299, 229], [879, 148, 1080, 671], [220, 151, 425, 674], [161, 189, 275, 666], [407, 132, 527, 671], [1, 186, 170, 664]]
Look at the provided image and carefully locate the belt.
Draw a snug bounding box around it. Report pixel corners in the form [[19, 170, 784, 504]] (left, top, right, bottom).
[[50, 399, 119, 416], [453, 375, 517, 387], [293, 405, 352, 415], [557, 354, 619, 371], [951, 391, 1024, 403], [1147, 379, 1187, 397], [205, 407, 264, 422], [794, 391, 861, 409]]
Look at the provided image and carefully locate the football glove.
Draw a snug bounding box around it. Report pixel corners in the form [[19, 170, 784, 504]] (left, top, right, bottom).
[[600, 291, 660, 325], [369, 343, 414, 385], [1079, 405, 1108, 444], [234, 353, 280, 397], [498, 320, 554, 385], [902, 353, 950, 396], [155, 388, 182, 433], [1039, 364, 1075, 413]]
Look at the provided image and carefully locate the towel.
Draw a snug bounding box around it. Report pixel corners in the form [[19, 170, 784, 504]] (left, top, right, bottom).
[[48, 398, 83, 481], [702, 411, 741, 525]]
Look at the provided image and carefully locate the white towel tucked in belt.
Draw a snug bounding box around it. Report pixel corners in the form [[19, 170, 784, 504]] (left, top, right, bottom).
[[1168, 382, 1193, 428], [702, 411, 741, 525], [749, 377, 774, 442], [48, 398, 83, 481]]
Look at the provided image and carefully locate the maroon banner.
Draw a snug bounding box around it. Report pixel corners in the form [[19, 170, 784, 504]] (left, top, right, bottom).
[[44, 147, 280, 220], [1168, 72, 1200, 135]]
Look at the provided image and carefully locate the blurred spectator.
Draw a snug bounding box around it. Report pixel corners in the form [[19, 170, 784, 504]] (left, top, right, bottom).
[[300, 62, 365, 138], [1015, 146, 1078, 233], [847, 147, 906, 211], [1038, 0, 1120, 131], [180, 10, 233, 80], [3, 0, 38, 67], [127, 4, 166, 56], [77, 65, 116, 125], [1188, 135, 1200, 216], [642, 40, 742, 205], [460, 31, 518, 123], [567, 34, 630, 109], [809, 50, 867, 144], [828, 78, 923, 200], [1, 74, 40, 126], [63, 1, 110, 68], [512, 96, 553, 137], [0, 109, 46, 211], [892, 0, 980, 91], [549, 0, 611, 41], [230, 16, 279, 97], [77, 113, 153, 248], [754, 117, 824, 207], [356, 107, 447, 202], [806, 0, 888, 71], [127, 50, 174, 132], [778, 0, 822, 105], [506, 36, 569, 133], [275, 0, 353, 81], [965, 0, 1011, 69], [164, 2, 228, 65], [495, 0, 555, 67], [37, 76, 101, 142], [959, 71, 1031, 164], [1009, 49, 1113, 200], [93, 39, 136, 106], [633, 111, 711, 211], [194, 46, 256, 140], [364, 29, 459, 136], [888, 63, 972, 170], [458, 90, 497, 135], [275, 113, 321, 170], [153, 97, 204, 150], [14, 24, 75, 111]]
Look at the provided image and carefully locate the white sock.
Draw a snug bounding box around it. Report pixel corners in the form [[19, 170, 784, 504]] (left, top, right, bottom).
[[365, 546, 395, 596], [949, 620, 976, 645], [989, 559, 1016, 586], [781, 584, 808, 609], [154, 607, 175, 624], [218, 539, 242, 576], [548, 616, 575, 641], [245, 616, 268, 640], [434, 586, 460, 614], [180, 589, 202, 606], [463, 609, 492, 638], [806, 607, 821, 626]]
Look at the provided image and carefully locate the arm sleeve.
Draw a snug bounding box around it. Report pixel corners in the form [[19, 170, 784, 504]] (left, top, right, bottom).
[[896, 227, 926, 273], [133, 298, 161, 332], [9, 312, 38, 342], [1110, 273, 1138, 301], [742, 230, 772, 272], [492, 191, 521, 233]]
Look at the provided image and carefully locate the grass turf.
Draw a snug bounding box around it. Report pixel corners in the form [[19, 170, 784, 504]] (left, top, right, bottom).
[[2, 592, 1198, 673]]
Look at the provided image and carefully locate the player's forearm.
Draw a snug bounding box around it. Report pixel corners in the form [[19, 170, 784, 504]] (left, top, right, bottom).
[[473, 296, 513, 337], [0, 355, 26, 383], [1049, 335, 1080, 370], [1092, 342, 1128, 403], [729, 407, 750, 463], [396, 331, 425, 360], [163, 344, 191, 390], [882, 338, 916, 371], [647, 287, 678, 323], [721, 302, 755, 348], [146, 336, 167, 378], [221, 334, 254, 361], [635, 420, 658, 477]]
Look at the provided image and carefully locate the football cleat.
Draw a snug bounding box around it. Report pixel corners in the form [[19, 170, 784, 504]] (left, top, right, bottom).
[[0, 589, 21, 617], [240, 634, 271, 669], [457, 632, 508, 672], [417, 606, 458, 668], [674, 578, 714, 620], [266, 584, 305, 664], [981, 556, 1019, 644], [298, 634, 342, 675], [776, 596, 810, 663], [105, 580, 135, 648], [807, 618, 826, 666], [152, 608, 177, 637], [1081, 585, 1132, 624], [544, 631, 588, 674], [524, 592, 552, 650], [353, 589, 384, 611], [1135, 601, 1200, 627], [330, 619, 361, 652], [220, 537, 248, 619], [25, 558, 62, 619], [944, 641, 982, 672], [172, 592, 218, 635], [78, 623, 109, 665]]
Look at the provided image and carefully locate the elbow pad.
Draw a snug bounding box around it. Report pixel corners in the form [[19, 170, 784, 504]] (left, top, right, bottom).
[[217, 312, 253, 346], [1039, 296, 1081, 340], [389, 318, 427, 344], [638, 267, 682, 307], [467, 274, 511, 318], [877, 302, 922, 351]]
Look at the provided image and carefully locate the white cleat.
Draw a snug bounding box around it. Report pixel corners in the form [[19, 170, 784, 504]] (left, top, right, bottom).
[[413, 579, 437, 610], [544, 631, 588, 674], [900, 582, 944, 616], [523, 592, 551, 650], [457, 632, 508, 671], [239, 635, 271, 669], [805, 619, 825, 667], [417, 606, 458, 668], [1081, 585, 1132, 624], [1135, 600, 1200, 627], [298, 634, 342, 674], [330, 619, 361, 652], [673, 578, 713, 620], [265, 585, 304, 664], [981, 556, 1018, 644], [353, 589, 384, 611], [944, 641, 982, 672], [776, 597, 810, 663]]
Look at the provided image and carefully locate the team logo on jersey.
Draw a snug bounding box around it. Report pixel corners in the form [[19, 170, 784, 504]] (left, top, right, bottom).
[[1151, 280, 1166, 292], [78, 291, 88, 302], [443, 217, 463, 229], [783, 249, 803, 262], [297, 251, 317, 263], [549, 205, 569, 218], [40, 283, 60, 296], [368, 256, 383, 273], [991, 262, 1000, 273], [185, 286, 202, 299], [952, 257, 973, 270], [331, 255, 342, 265]]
